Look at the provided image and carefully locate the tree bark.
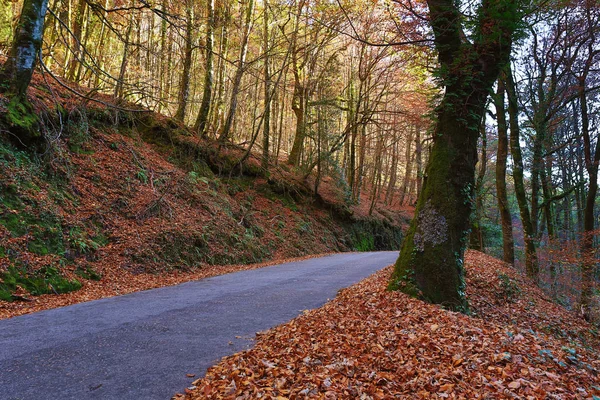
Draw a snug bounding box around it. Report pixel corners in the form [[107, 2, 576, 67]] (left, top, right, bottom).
[[505, 66, 539, 281], [390, 0, 520, 311], [194, 0, 215, 136], [578, 79, 599, 321], [219, 0, 254, 142], [3, 0, 49, 97], [174, 0, 194, 122], [261, 0, 271, 170], [470, 123, 487, 251], [493, 77, 515, 264]]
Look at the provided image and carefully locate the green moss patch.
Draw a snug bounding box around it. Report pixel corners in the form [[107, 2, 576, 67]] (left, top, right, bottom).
[[0, 264, 81, 302]]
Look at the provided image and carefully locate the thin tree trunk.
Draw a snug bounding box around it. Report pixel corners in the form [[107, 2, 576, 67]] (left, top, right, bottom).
[[194, 0, 215, 136], [174, 1, 194, 122], [114, 5, 134, 99], [470, 123, 487, 251], [506, 67, 539, 281], [579, 79, 599, 321], [494, 77, 515, 264], [219, 0, 254, 141], [399, 127, 414, 206], [66, 0, 85, 81], [261, 1, 271, 169]]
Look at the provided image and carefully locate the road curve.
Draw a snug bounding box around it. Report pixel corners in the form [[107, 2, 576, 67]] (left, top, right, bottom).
[[0, 251, 398, 400]]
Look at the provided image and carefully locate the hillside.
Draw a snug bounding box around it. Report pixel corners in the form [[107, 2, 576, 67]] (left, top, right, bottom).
[[0, 75, 409, 319], [182, 250, 600, 399]]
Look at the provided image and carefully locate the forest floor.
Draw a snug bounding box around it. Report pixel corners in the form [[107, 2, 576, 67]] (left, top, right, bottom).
[[0, 73, 411, 319], [182, 250, 600, 399]]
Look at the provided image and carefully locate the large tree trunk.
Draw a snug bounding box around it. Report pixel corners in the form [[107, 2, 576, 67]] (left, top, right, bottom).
[[390, 0, 519, 311], [2, 0, 49, 97], [494, 77, 515, 264]]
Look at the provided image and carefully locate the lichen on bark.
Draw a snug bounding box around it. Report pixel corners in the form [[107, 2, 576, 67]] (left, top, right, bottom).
[[413, 201, 449, 252]]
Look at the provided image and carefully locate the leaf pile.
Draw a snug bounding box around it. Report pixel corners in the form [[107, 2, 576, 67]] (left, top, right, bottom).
[[183, 251, 599, 399]]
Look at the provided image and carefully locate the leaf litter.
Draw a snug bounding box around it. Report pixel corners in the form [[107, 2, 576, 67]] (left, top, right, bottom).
[[180, 250, 599, 399]]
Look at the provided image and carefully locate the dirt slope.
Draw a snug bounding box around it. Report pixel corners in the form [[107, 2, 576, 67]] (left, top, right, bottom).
[[0, 76, 409, 319], [183, 250, 599, 399]]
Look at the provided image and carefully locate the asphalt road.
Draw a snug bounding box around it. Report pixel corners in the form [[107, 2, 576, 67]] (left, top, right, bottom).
[[0, 251, 398, 400]]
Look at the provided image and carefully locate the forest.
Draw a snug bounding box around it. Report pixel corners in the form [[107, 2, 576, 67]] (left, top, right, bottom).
[[2, 0, 597, 316], [0, 0, 599, 397], [0, 0, 600, 344]]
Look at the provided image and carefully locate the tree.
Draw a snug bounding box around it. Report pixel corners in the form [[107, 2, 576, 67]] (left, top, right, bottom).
[[390, 0, 522, 311], [174, 0, 195, 122], [2, 0, 49, 98], [219, 0, 255, 142], [194, 0, 215, 136], [1, 0, 50, 148], [493, 76, 515, 264], [505, 65, 539, 282]]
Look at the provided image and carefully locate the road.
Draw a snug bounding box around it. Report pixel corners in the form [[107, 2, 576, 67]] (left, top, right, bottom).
[[0, 251, 398, 400]]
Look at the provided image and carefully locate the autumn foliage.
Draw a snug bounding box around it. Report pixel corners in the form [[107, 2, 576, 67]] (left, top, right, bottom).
[[182, 251, 599, 399]]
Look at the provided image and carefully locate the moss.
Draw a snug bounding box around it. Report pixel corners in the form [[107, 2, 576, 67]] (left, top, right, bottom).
[[256, 183, 298, 211], [0, 189, 65, 255], [0, 264, 81, 301], [390, 136, 470, 312], [5, 97, 39, 134], [75, 264, 102, 281], [355, 234, 375, 252], [0, 184, 25, 211]]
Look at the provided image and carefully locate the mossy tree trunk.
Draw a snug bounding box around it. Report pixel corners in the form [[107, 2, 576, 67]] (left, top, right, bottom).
[[493, 76, 515, 264], [1, 0, 49, 149], [390, 0, 520, 311], [505, 66, 539, 281], [2, 0, 49, 97], [469, 123, 487, 251]]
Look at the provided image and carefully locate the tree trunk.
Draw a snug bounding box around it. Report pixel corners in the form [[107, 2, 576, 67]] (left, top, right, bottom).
[[399, 127, 414, 206], [578, 80, 599, 321], [194, 0, 215, 136], [505, 67, 539, 281], [261, 0, 271, 170], [415, 125, 423, 200], [211, 9, 230, 137], [219, 0, 254, 142], [3, 0, 49, 97], [470, 123, 487, 251], [385, 134, 399, 205], [390, 0, 520, 311], [66, 0, 86, 82], [114, 4, 134, 99], [493, 77, 515, 264], [174, 1, 194, 122]]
